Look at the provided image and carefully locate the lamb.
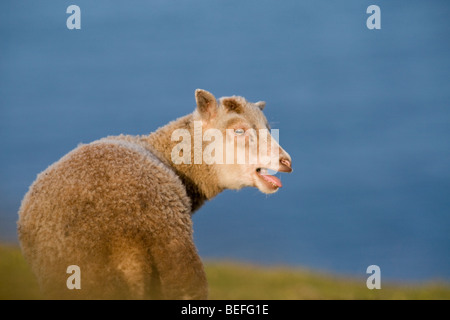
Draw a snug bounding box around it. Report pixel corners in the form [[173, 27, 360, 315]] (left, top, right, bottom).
[[17, 89, 292, 299]]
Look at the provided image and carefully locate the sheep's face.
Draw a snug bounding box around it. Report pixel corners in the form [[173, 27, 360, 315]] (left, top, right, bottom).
[[194, 89, 292, 194]]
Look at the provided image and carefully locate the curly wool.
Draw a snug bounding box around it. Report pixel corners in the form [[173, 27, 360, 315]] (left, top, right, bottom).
[[18, 123, 209, 299]]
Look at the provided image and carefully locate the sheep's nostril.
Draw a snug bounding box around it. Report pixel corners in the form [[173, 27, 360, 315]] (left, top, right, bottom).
[[281, 159, 291, 167], [279, 158, 292, 172]]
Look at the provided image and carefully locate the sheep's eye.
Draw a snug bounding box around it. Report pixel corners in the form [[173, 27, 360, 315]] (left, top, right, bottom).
[[234, 128, 245, 136]]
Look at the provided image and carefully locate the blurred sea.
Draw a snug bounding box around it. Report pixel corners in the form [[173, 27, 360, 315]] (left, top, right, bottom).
[[1, 1, 449, 281]]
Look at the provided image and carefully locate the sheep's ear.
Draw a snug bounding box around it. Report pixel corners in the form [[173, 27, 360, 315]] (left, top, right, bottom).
[[222, 98, 244, 114], [255, 101, 266, 110], [195, 89, 218, 120]]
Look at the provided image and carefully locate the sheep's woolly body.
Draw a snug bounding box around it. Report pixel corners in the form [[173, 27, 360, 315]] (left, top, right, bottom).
[[18, 123, 208, 299]]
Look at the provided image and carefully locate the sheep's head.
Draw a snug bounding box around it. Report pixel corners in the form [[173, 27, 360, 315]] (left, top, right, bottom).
[[194, 89, 292, 194]]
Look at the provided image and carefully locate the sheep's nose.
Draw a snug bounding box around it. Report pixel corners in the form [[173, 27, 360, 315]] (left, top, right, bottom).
[[279, 158, 292, 173]]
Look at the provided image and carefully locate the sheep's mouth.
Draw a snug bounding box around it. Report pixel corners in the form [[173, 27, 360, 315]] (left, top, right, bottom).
[[256, 168, 282, 189]]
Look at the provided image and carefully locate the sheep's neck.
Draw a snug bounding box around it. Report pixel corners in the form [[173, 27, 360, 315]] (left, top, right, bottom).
[[144, 114, 223, 212]]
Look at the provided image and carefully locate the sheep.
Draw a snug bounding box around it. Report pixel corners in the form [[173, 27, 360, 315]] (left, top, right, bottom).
[[17, 89, 292, 299]]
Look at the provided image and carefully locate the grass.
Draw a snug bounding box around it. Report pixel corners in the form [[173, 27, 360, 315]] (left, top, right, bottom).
[[205, 261, 450, 299], [1, 244, 449, 300], [0, 245, 42, 299]]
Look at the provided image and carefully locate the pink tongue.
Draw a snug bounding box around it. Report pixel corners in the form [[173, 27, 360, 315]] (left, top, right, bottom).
[[261, 174, 282, 188]]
